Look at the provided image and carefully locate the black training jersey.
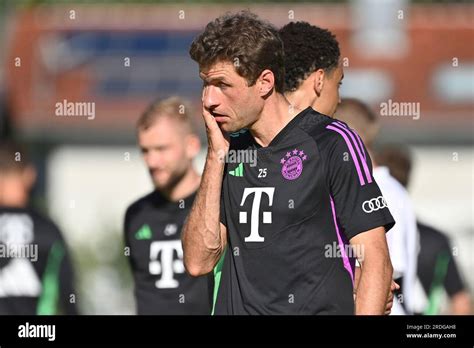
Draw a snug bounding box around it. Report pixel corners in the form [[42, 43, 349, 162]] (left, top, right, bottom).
[[416, 221, 465, 314], [215, 107, 395, 315], [0, 207, 77, 315], [124, 190, 213, 315]]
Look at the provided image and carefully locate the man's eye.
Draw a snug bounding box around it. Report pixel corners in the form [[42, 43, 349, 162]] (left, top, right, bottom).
[[218, 82, 229, 89]]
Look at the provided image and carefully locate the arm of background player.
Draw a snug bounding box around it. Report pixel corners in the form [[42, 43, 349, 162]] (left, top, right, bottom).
[[182, 153, 227, 276], [350, 227, 393, 315]]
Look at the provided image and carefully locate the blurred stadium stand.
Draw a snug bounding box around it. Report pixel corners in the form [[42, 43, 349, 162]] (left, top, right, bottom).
[[2, 2, 473, 144]]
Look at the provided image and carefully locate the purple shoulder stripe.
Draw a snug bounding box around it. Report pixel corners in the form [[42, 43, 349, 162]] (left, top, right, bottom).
[[326, 124, 366, 185], [327, 122, 372, 185], [335, 121, 367, 162]]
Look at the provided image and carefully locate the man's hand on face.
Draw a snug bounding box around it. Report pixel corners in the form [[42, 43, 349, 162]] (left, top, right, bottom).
[[202, 104, 230, 159]]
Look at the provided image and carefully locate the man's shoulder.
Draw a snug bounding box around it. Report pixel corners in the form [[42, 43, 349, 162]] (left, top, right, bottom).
[[0, 206, 62, 240], [295, 107, 335, 139], [296, 110, 359, 154]]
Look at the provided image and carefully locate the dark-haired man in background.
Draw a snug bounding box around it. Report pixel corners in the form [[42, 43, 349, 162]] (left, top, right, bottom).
[[280, 21, 343, 118], [279, 21, 399, 314]]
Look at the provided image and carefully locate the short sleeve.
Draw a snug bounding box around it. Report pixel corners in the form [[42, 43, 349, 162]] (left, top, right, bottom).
[[325, 124, 395, 241]]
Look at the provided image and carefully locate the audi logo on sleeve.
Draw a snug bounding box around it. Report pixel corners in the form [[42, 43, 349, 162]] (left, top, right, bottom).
[[362, 196, 388, 213]]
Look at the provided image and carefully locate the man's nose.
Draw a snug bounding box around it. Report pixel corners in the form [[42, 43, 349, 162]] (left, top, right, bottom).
[[202, 85, 219, 111]]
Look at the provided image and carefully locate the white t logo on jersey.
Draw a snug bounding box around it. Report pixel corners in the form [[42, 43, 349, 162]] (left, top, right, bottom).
[[149, 240, 184, 289], [239, 187, 275, 242]]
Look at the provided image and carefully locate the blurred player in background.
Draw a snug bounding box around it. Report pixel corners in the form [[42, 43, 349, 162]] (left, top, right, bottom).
[[183, 11, 395, 315], [0, 141, 77, 315], [124, 96, 213, 315], [279, 21, 398, 314], [334, 99, 419, 315], [377, 145, 472, 315]]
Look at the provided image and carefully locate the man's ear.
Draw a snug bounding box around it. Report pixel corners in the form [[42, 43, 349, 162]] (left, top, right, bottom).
[[312, 69, 325, 96], [258, 69, 275, 97]]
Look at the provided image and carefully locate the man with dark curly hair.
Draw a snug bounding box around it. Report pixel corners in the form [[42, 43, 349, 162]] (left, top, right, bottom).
[[182, 11, 395, 315], [279, 21, 343, 117], [280, 21, 398, 315]]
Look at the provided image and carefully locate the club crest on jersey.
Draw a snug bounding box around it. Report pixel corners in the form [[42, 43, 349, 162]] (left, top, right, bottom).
[[280, 149, 307, 180]]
